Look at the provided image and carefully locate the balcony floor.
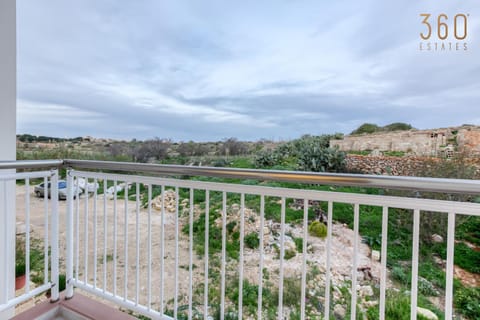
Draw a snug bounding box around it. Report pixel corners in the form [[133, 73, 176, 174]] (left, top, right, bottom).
[[12, 293, 135, 320]]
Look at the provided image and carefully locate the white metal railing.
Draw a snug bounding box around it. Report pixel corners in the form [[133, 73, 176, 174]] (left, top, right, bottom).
[[65, 168, 480, 320], [1, 160, 480, 319], [0, 169, 59, 313]]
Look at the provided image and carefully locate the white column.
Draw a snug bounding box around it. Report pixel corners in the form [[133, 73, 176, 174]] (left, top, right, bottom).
[[0, 0, 17, 318]]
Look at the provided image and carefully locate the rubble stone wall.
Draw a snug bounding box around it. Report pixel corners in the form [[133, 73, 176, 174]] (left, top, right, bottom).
[[457, 128, 480, 153], [345, 155, 437, 176], [345, 154, 480, 176], [331, 126, 480, 156]]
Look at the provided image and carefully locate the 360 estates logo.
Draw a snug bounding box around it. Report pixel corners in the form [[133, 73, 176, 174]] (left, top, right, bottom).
[[419, 13, 469, 52]]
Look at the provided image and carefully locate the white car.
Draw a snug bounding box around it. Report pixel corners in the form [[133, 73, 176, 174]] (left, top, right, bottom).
[[34, 180, 82, 200]]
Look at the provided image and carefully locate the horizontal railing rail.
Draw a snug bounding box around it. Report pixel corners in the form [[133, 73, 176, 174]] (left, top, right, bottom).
[[65, 159, 480, 194], [0, 159, 63, 170], [3, 159, 480, 194]]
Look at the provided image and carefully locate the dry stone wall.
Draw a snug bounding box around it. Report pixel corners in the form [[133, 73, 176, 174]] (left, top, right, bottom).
[[457, 128, 480, 153], [345, 155, 436, 176], [345, 154, 480, 177]]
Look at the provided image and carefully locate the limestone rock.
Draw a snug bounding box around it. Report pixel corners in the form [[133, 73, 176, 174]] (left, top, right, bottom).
[[16, 222, 27, 235], [310, 242, 324, 253], [432, 255, 444, 267], [417, 307, 438, 320], [431, 234, 443, 243], [284, 236, 297, 252], [333, 304, 346, 319], [363, 300, 378, 308], [359, 285, 374, 297], [271, 223, 281, 235], [151, 190, 177, 212], [371, 249, 381, 262]]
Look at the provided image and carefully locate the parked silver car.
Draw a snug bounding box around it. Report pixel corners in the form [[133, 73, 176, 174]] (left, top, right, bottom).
[[34, 180, 81, 200]]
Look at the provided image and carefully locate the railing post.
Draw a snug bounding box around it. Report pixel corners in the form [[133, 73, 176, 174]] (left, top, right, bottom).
[[0, 179, 15, 317], [50, 170, 60, 302], [445, 212, 456, 319], [410, 209, 420, 320], [66, 169, 74, 299]]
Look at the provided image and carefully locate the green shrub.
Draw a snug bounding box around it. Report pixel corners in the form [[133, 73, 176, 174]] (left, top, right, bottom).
[[294, 237, 303, 253], [351, 123, 381, 135], [254, 149, 281, 168], [253, 134, 345, 172], [308, 221, 327, 238], [280, 277, 302, 307], [244, 232, 260, 249], [366, 305, 379, 319], [226, 221, 237, 234], [383, 151, 406, 157], [15, 237, 45, 281], [457, 216, 480, 246], [228, 280, 259, 315], [384, 290, 411, 320], [229, 157, 253, 168], [350, 122, 413, 135], [455, 286, 480, 319], [418, 262, 446, 289], [273, 244, 296, 260], [391, 266, 409, 285], [227, 280, 275, 316], [284, 249, 296, 260], [418, 277, 439, 296], [296, 143, 346, 173], [454, 242, 480, 274], [15, 261, 26, 278], [15, 240, 27, 277], [383, 123, 413, 132], [58, 274, 67, 292]]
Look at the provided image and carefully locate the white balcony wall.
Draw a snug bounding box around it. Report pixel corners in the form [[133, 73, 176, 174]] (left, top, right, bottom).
[[0, 0, 17, 318]]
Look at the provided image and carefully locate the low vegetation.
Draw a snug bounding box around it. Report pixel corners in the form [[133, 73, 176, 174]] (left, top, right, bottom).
[[308, 221, 327, 238], [15, 235, 49, 286], [254, 134, 346, 172], [350, 122, 414, 135]]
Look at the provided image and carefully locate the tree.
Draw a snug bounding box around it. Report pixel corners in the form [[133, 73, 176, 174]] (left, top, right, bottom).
[[129, 137, 171, 162], [219, 138, 249, 156], [177, 141, 209, 157], [108, 143, 128, 158], [350, 123, 381, 135], [383, 122, 413, 132], [351, 122, 413, 135], [177, 141, 196, 157]]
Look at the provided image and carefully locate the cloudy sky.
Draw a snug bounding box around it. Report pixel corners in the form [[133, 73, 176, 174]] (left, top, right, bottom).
[[17, 0, 480, 141]]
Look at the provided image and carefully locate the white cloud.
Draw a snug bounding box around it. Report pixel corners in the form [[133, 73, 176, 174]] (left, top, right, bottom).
[[93, 81, 277, 128], [16, 0, 480, 140]]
